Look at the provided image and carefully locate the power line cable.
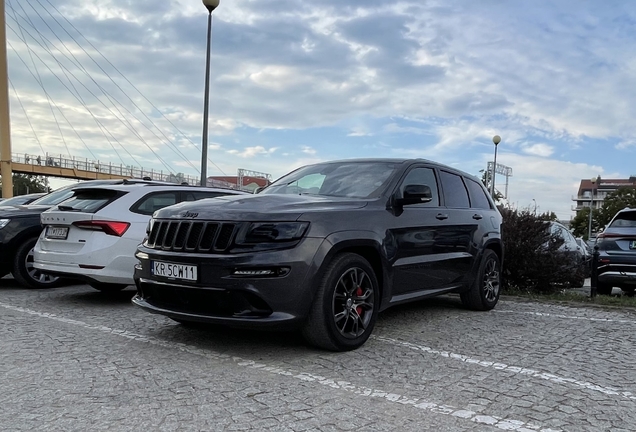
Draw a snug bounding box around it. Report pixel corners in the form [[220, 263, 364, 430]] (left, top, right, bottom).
[[8, 2, 128, 166], [31, 0, 203, 175], [6, 21, 176, 173], [7, 0, 72, 158], [8, 78, 45, 155], [22, 1, 201, 174], [40, 0, 228, 176]]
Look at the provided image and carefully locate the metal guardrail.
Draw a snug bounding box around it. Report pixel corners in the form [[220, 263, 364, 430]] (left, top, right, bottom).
[[11, 152, 239, 189]]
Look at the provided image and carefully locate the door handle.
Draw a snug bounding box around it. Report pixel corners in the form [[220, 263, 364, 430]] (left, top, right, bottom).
[[436, 213, 449, 220], [472, 214, 483, 220]]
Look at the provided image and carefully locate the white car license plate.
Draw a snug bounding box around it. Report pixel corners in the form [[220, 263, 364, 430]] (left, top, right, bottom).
[[46, 226, 69, 240], [151, 261, 198, 281]]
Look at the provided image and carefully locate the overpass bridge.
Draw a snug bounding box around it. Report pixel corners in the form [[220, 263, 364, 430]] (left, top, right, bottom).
[[2, 152, 200, 185]]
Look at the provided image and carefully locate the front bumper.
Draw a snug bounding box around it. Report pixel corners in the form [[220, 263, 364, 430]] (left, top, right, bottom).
[[132, 237, 329, 330]]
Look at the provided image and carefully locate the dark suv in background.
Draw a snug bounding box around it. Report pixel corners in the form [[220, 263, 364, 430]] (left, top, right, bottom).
[[132, 159, 504, 351], [595, 207, 636, 296]]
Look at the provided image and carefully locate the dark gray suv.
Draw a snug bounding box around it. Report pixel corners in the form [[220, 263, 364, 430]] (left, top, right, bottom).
[[132, 159, 504, 351], [595, 207, 636, 296]]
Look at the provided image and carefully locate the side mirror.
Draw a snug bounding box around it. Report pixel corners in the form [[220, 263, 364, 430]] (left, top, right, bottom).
[[396, 184, 433, 207], [254, 187, 265, 194]]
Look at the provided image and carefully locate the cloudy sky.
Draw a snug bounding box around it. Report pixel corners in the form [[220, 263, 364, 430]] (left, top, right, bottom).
[[6, 0, 636, 219]]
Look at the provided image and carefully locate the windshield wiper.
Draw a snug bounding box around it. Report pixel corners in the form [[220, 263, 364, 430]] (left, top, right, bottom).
[[57, 205, 80, 211]]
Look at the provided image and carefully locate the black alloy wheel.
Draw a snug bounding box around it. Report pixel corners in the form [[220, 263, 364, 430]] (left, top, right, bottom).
[[461, 249, 501, 311], [302, 253, 379, 351]]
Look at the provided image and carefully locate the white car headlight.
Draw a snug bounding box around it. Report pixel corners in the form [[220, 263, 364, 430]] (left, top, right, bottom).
[[0, 219, 10, 229]]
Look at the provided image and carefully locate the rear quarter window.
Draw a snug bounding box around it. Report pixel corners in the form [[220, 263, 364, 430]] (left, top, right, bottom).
[[465, 178, 492, 209], [131, 192, 179, 216]]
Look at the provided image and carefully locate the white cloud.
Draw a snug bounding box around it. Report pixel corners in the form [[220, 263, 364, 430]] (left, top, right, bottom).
[[522, 143, 555, 157], [226, 146, 278, 158]]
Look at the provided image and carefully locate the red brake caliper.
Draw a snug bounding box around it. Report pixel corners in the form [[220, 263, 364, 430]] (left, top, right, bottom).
[[355, 287, 363, 316]]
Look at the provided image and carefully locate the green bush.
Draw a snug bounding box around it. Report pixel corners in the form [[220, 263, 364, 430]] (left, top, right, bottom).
[[500, 207, 586, 293]]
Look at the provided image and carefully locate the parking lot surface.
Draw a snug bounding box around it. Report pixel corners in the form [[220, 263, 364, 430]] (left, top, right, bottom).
[[2, 276, 635, 431]]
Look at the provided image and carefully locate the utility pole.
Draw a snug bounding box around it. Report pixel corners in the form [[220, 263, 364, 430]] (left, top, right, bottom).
[[0, 0, 13, 198]]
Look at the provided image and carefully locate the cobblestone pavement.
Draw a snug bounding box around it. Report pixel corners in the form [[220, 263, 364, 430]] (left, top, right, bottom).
[[1, 276, 635, 432]]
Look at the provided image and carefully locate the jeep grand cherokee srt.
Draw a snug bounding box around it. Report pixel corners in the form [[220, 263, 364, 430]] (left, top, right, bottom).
[[132, 159, 504, 351]]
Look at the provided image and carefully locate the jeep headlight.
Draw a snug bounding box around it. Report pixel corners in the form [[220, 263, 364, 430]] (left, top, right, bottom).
[[236, 222, 309, 244], [0, 219, 10, 230]]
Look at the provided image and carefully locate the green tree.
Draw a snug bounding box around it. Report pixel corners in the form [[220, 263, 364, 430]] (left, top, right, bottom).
[[0, 173, 50, 197], [570, 207, 602, 239], [599, 187, 636, 228], [538, 211, 558, 221]]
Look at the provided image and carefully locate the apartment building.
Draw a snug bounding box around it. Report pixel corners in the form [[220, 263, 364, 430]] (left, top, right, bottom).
[[572, 176, 636, 213]]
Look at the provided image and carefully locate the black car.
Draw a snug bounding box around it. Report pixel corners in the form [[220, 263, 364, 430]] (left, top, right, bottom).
[[132, 159, 504, 351], [0, 179, 179, 289], [0, 193, 46, 206], [594, 207, 636, 296]]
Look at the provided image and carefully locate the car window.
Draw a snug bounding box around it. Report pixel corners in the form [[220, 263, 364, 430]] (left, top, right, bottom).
[[609, 211, 636, 228], [440, 171, 470, 208], [183, 191, 228, 201], [58, 189, 125, 213], [131, 192, 179, 215], [465, 178, 491, 209], [398, 167, 439, 206]]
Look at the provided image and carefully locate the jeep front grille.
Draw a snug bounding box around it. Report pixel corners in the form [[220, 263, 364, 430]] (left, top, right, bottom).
[[147, 220, 238, 253]]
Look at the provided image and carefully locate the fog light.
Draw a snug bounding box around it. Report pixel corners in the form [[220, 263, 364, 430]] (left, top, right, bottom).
[[231, 267, 290, 277], [233, 269, 275, 276]]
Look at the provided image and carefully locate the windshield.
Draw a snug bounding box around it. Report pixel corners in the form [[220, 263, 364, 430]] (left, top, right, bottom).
[[610, 211, 636, 228], [0, 194, 41, 206], [261, 161, 399, 198], [30, 185, 79, 206]]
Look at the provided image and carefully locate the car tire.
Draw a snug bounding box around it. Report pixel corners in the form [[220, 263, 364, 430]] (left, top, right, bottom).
[[12, 237, 62, 289], [596, 282, 612, 296], [460, 249, 501, 311], [302, 253, 379, 352], [89, 282, 129, 292]]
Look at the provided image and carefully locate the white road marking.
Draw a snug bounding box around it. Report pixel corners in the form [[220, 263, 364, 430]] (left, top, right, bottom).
[[495, 309, 636, 325], [376, 336, 636, 401], [0, 301, 560, 432]]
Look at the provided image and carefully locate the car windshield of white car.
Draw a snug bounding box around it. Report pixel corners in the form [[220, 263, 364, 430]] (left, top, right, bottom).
[[57, 189, 126, 213]]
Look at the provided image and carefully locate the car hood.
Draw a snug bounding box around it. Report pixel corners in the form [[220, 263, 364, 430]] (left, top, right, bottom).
[[0, 204, 52, 218], [154, 194, 368, 221]]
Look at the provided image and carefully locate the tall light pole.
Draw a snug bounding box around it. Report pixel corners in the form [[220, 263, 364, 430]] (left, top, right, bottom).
[[0, 0, 14, 198], [490, 135, 501, 199], [200, 0, 220, 187], [532, 198, 537, 214], [587, 176, 599, 240]]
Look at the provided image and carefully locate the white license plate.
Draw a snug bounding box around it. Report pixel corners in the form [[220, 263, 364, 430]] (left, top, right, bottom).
[[151, 261, 198, 281], [46, 226, 69, 240]]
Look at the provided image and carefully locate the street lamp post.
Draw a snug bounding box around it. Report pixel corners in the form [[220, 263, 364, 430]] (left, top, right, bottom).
[[200, 0, 220, 187], [490, 135, 501, 199], [587, 176, 599, 240], [532, 198, 537, 214]]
